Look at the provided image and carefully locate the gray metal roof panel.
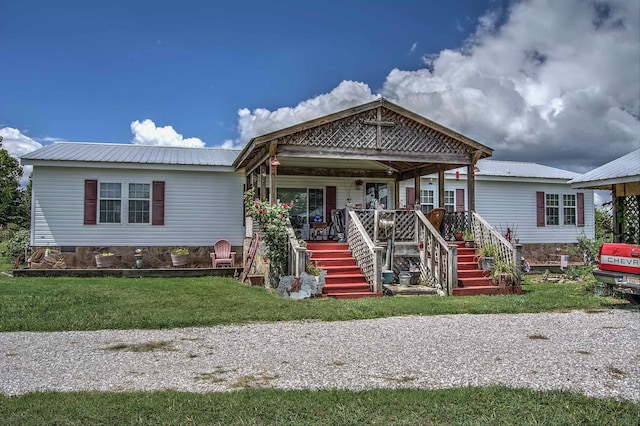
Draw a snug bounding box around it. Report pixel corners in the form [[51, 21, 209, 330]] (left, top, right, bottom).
[[451, 159, 580, 179], [21, 142, 241, 166], [569, 149, 640, 185]]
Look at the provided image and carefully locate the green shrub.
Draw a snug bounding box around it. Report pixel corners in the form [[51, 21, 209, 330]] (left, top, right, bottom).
[[5, 229, 30, 261]]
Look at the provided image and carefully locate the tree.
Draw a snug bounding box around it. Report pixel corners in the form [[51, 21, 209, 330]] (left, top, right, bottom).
[[0, 149, 25, 226]]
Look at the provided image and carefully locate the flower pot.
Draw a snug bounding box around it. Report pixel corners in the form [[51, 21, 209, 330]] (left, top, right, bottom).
[[464, 240, 475, 248], [399, 271, 411, 287], [493, 273, 513, 287], [247, 274, 264, 286], [171, 253, 189, 267], [454, 232, 463, 241], [478, 256, 493, 271], [382, 270, 394, 285], [95, 255, 114, 269]]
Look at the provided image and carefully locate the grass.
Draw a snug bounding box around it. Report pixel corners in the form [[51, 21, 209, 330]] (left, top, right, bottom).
[[0, 274, 633, 332], [0, 387, 637, 425], [1, 274, 638, 424]]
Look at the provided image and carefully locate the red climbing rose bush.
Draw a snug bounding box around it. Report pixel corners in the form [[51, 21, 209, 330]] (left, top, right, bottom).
[[244, 190, 293, 275]]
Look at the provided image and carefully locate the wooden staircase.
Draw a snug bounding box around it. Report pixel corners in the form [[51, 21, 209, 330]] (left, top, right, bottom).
[[453, 242, 522, 296], [306, 241, 383, 299]]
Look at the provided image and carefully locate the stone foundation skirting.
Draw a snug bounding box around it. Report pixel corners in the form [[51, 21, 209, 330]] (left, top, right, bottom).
[[28, 245, 243, 270], [520, 243, 582, 264]]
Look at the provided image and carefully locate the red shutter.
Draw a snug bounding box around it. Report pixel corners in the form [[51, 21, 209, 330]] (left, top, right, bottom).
[[152, 181, 165, 225], [325, 186, 336, 221], [577, 193, 585, 227], [84, 179, 97, 225], [455, 189, 465, 212], [536, 192, 545, 227], [406, 188, 416, 210]]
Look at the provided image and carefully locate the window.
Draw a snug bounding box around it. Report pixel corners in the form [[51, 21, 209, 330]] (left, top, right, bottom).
[[128, 183, 150, 224], [99, 183, 122, 223], [277, 188, 324, 224], [563, 194, 576, 225], [85, 180, 164, 226], [444, 190, 455, 213], [365, 182, 388, 209], [420, 189, 434, 214], [537, 191, 584, 227], [545, 194, 559, 225]]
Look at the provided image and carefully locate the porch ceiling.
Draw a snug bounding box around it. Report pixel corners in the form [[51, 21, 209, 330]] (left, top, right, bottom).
[[234, 98, 493, 180]]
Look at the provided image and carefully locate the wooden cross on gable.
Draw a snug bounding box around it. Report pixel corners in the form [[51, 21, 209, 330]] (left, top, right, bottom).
[[363, 107, 395, 149]]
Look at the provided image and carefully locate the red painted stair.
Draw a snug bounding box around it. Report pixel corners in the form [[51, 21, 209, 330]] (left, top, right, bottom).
[[306, 241, 383, 299], [452, 242, 522, 296]]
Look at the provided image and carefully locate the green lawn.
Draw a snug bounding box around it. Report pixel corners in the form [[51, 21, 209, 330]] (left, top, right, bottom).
[[0, 274, 632, 332], [1, 274, 638, 424], [1, 387, 638, 425]]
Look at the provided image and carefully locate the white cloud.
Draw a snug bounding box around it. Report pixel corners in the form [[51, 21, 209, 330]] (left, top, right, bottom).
[[381, 0, 640, 172], [130, 119, 205, 147], [236, 80, 378, 142], [234, 0, 639, 173], [0, 127, 44, 186]]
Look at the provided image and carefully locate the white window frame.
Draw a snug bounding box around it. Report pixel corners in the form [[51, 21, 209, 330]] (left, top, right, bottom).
[[562, 194, 577, 226], [128, 183, 151, 224], [444, 190, 454, 213], [420, 189, 434, 214], [98, 181, 152, 225], [545, 193, 578, 226], [99, 182, 122, 224]]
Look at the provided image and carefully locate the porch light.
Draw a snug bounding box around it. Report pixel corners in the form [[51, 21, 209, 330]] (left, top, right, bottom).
[[271, 156, 280, 166], [387, 167, 393, 175]]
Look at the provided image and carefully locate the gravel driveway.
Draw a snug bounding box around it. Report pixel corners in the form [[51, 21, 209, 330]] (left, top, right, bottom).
[[1, 310, 639, 401]]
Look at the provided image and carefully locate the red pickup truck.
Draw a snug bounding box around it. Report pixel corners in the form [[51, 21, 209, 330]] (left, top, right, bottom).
[[592, 243, 640, 302]]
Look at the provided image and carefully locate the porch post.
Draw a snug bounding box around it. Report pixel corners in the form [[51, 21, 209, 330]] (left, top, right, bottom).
[[438, 169, 445, 208], [414, 170, 421, 211], [269, 158, 277, 204], [394, 178, 400, 209], [612, 185, 621, 243], [467, 164, 476, 212], [269, 142, 278, 204], [260, 163, 267, 201]]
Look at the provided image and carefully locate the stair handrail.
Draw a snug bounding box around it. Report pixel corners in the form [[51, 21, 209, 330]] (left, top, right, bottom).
[[471, 212, 521, 284], [416, 210, 457, 295], [285, 217, 308, 277], [347, 210, 383, 293]]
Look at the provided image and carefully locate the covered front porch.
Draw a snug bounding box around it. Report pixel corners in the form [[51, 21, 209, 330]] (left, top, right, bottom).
[[235, 98, 520, 296]]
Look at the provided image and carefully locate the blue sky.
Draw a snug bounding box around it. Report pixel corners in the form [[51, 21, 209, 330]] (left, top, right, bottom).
[[1, 0, 638, 174]]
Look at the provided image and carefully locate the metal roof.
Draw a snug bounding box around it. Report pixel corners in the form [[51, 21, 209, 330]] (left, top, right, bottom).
[[451, 159, 579, 180], [21, 142, 241, 166], [569, 149, 640, 188]]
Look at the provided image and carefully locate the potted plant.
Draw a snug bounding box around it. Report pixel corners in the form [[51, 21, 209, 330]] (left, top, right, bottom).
[[95, 252, 114, 269], [492, 260, 516, 287], [305, 261, 323, 277], [477, 244, 499, 270], [453, 229, 464, 241], [170, 247, 190, 267], [462, 230, 475, 248], [355, 179, 364, 190]]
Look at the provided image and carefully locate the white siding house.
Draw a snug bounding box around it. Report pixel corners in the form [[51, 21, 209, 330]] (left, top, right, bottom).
[[399, 159, 595, 245], [22, 143, 246, 248]]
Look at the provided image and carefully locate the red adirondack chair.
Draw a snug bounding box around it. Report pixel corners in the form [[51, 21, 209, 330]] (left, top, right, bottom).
[[211, 239, 235, 268]]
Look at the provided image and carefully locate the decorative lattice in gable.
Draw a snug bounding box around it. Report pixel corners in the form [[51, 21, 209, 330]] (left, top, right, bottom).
[[278, 108, 470, 154]]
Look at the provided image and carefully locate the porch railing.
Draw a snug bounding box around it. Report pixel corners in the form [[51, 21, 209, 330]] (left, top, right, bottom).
[[347, 210, 383, 293], [416, 210, 456, 294], [471, 212, 522, 284], [285, 218, 308, 277]]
